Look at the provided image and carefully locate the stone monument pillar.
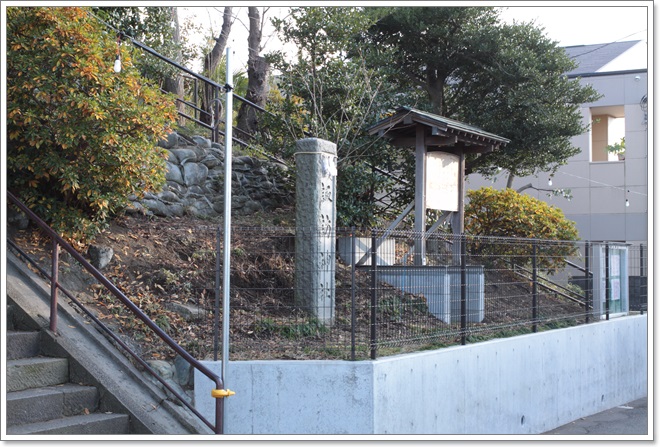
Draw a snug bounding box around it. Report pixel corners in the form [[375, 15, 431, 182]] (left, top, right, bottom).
[[294, 138, 337, 325]]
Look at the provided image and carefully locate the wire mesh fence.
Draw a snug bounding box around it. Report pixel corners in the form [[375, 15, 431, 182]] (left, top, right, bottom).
[[628, 243, 648, 312], [350, 230, 594, 357], [219, 227, 606, 360], [10, 223, 642, 362]]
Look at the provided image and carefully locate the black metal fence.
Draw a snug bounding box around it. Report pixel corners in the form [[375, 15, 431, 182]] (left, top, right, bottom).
[[10, 223, 647, 362]]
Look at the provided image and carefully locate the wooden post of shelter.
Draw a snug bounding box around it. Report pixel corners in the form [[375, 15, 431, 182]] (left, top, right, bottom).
[[368, 107, 510, 265], [414, 124, 427, 265]]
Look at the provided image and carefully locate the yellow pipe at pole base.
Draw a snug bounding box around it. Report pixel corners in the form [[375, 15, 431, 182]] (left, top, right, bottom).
[[211, 389, 236, 399]]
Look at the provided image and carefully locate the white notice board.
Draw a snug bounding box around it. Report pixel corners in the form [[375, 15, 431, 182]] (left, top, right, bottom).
[[425, 152, 459, 211]]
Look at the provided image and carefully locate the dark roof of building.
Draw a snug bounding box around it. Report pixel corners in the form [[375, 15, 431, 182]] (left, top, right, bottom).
[[563, 40, 641, 76]]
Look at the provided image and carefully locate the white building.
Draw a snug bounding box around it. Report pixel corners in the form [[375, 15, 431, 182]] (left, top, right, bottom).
[[466, 40, 649, 246]]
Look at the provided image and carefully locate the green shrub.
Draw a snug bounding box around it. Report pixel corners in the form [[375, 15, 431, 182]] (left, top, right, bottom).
[[7, 7, 177, 246], [464, 187, 580, 272]]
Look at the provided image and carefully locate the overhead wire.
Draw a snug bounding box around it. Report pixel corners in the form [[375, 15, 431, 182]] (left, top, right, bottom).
[[568, 29, 647, 59], [556, 171, 647, 197]]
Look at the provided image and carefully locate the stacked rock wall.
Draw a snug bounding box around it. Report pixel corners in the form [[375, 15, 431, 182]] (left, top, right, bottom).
[[129, 133, 291, 218]]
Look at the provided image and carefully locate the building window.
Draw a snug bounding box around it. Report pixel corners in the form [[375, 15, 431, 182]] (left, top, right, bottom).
[[591, 106, 625, 162]]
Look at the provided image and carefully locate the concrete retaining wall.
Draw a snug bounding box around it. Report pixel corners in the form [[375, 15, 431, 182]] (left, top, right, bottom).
[[194, 315, 647, 435]]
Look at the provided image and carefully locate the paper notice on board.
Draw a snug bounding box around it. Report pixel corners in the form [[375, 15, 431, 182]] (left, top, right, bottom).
[[611, 254, 620, 276], [426, 152, 459, 211], [611, 278, 621, 301]]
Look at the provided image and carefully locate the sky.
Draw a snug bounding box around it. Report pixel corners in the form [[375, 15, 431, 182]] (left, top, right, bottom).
[[498, 4, 649, 47], [180, 2, 651, 71]]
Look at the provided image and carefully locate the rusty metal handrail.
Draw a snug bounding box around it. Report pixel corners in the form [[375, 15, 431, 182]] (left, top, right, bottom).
[[7, 191, 227, 434]]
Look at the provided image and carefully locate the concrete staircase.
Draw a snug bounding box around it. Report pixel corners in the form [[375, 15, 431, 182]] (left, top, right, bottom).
[[6, 249, 213, 436], [6, 328, 130, 435]]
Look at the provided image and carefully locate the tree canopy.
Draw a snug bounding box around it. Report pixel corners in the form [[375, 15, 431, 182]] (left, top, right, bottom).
[[258, 6, 600, 225], [263, 7, 406, 227], [363, 7, 601, 185], [363, 7, 502, 115]]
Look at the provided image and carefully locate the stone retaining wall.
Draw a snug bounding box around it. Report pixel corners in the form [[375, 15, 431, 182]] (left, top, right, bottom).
[[128, 133, 291, 218]]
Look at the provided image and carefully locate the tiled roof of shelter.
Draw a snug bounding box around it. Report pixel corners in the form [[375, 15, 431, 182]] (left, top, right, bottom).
[[368, 106, 509, 153], [563, 40, 641, 76]]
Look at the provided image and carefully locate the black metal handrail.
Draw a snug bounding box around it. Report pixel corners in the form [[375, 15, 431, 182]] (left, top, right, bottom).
[[126, 21, 418, 201], [127, 35, 274, 146], [511, 263, 587, 306], [127, 36, 269, 115], [7, 191, 226, 434]]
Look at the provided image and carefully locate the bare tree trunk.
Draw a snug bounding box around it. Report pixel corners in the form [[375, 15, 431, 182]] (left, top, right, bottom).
[[426, 73, 444, 116], [506, 171, 515, 189], [162, 7, 185, 125], [237, 7, 270, 136], [201, 6, 233, 125]]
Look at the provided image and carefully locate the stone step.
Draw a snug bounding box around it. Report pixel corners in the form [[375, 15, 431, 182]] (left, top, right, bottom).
[[7, 303, 17, 331], [7, 412, 130, 435], [7, 357, 69, 392], [6, 330, 41, 360], [7, 384, 99, 426]]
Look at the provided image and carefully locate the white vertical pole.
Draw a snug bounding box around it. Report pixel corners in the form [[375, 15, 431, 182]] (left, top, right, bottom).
[[414, 124, 426, 265], [221, 47, 233, 430]]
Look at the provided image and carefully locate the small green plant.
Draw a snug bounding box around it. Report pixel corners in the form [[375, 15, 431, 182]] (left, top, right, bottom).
[[606, 137, 625, 157], [605, 137, 626, 160], [192, 248, 215, 262], [155, 314, 171, 331], [380, 296, 404, 322], [232, 247, 246, 257], [158, 268, 179, 286], [564, 282, 586, 298], [407, 294, 429, 313]]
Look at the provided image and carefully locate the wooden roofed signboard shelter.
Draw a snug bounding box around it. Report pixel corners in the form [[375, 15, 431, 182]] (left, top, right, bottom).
[[368, 106, 510, 265]]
